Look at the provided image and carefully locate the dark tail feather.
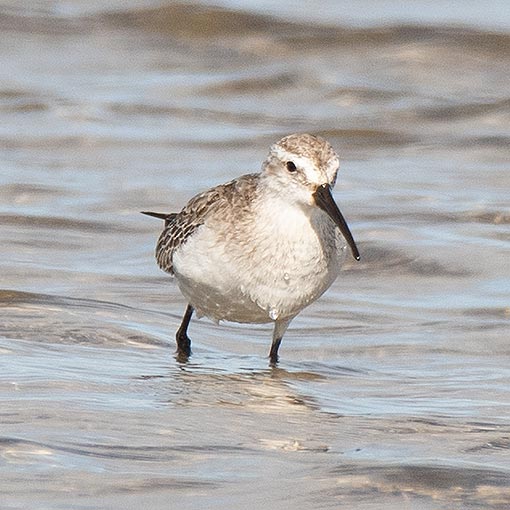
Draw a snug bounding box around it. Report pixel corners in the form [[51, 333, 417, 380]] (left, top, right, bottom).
[[141, 211, 170, 220], [141, 211, 177, 227]]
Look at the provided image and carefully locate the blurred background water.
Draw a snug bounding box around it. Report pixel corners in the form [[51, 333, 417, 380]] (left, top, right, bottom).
[[1, 1, 509, 508]]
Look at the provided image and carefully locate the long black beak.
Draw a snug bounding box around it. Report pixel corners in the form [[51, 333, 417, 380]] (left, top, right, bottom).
[[313, 184, 360, 261]]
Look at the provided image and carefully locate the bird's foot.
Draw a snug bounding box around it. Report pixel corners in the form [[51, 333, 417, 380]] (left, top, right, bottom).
[[269, 339, 281, 366], [269, 355, 279, 367], [175, 331, 191, 363]]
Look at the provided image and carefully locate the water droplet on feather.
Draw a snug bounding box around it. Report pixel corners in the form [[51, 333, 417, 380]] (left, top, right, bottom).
[[269, 308, 279, 320]]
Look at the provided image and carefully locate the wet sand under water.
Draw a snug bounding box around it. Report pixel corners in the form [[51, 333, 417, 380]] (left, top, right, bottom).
[[1, 1, 510, 508]]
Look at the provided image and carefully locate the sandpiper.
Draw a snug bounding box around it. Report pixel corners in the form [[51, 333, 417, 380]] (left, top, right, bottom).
[[143, 133, 359, 363]]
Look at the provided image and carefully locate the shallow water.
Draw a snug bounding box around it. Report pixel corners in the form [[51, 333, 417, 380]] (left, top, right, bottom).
[[1, 1, 510, 508]]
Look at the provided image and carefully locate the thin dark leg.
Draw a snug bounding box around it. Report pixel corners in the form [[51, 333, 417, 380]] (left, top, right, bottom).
[[175, 304, 193, 361], [269, 318, 291, 366], [269, 337, 282, 366]]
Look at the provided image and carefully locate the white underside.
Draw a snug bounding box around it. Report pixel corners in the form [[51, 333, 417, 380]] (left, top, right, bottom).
[[172, 197, 347, 324]]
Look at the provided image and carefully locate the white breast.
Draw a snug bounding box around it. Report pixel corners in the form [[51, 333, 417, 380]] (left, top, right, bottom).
[[172, 197, 346, 324]]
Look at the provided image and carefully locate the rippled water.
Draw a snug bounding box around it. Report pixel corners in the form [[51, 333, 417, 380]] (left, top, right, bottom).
[[1, 1, 509, 508]]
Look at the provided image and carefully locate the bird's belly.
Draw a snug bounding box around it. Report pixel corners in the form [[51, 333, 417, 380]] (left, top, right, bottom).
[[172, 222, 346, 324], [175, 273, 272, 323], [174, 264, 340, 324]]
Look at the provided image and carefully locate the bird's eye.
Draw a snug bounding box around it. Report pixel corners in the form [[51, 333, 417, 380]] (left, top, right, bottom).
[[286, 161, 297, 172]]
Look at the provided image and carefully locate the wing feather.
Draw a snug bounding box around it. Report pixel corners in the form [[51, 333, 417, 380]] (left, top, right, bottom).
[[155, 174, 258, 274]]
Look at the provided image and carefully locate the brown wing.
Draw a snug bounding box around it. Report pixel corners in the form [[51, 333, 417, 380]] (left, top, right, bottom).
[[155, 173, 259, 275]]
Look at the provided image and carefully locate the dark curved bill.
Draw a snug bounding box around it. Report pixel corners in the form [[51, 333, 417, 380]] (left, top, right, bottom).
[[313, 184, 360, 261]]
